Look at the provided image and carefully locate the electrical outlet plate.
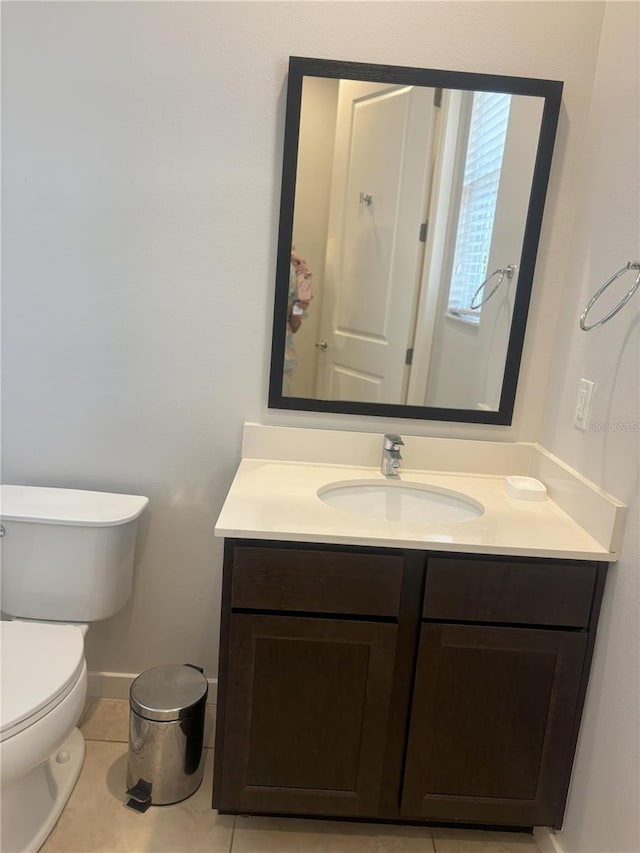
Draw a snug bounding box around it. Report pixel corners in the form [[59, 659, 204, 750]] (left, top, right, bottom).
[[574, 379, 594, 431]]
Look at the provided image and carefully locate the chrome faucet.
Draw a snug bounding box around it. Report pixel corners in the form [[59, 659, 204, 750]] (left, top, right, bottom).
[[381, 433, 404, 478]]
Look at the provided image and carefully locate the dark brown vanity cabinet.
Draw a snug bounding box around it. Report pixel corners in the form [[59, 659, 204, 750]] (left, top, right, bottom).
[[214, 541, 606, 830], [213, 543, 411, 818], [401, 558, 597, 826]]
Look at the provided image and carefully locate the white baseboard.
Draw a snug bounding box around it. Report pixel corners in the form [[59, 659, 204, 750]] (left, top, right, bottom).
[[88, 670, 218, 704], [87, 671, 135, 699], [534, 827, 566, 853]]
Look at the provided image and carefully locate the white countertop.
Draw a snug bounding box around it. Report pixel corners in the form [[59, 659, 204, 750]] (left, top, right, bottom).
[[215, 458, 618, 561]]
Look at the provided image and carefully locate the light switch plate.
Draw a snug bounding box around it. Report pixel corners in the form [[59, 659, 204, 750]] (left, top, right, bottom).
[[574, 379, 594, 431]]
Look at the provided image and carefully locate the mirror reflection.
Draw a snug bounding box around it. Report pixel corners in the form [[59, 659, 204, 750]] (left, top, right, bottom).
[[270, 59, 562, 424]]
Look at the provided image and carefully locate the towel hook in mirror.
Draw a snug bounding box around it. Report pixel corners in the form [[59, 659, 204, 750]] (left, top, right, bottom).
[[579, 260, 640, 331], [470, 264, 516, 310]]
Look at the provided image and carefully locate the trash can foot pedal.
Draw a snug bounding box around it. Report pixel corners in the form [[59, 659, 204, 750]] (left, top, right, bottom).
[[126, 778, 152, 812]]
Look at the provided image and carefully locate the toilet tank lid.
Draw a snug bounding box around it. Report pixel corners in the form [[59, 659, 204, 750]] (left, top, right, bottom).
[[0, 485, 149, 527]]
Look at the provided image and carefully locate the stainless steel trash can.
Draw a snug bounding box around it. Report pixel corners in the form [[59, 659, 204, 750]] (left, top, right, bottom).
[[126, 664, 208, 810]]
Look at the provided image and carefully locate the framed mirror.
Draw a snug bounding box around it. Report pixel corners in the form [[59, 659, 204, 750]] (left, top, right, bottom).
[[269, 57, 562, 424]]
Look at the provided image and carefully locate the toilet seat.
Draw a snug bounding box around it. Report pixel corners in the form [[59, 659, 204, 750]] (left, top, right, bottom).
[[0, 621, 85, 742]]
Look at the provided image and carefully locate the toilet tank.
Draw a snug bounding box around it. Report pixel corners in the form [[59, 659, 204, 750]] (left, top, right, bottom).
[[0, 485, 149, 622]]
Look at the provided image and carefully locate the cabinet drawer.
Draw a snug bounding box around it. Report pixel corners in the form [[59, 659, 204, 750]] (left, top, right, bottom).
[[231, 546, 403, 617], [423, 558, 596, 628]]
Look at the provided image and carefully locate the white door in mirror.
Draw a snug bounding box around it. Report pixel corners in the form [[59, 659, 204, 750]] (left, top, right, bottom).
[[316, 82, 436, 403]]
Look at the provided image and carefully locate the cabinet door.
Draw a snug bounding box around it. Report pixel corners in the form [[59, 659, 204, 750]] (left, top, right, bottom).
[[401, 624, 587, 826], [217, 613, 397, 816]]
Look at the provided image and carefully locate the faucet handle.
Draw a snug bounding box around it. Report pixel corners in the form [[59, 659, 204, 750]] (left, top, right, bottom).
[[383, 433, 404, 451]]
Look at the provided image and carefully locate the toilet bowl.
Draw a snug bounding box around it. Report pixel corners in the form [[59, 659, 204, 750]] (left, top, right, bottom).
[[0, 484, 148, 852], [1, 621, 88, 853]]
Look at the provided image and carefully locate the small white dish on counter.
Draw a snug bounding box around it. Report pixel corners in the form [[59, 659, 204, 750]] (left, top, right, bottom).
[[505, 476, 548, 501]]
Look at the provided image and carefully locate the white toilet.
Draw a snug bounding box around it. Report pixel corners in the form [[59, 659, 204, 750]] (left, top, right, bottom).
[[0, 484, 148, 853]]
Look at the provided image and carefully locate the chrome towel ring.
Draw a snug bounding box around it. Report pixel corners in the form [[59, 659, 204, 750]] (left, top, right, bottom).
[[470, 264, 516, 310], [579, 260, 640, 331]]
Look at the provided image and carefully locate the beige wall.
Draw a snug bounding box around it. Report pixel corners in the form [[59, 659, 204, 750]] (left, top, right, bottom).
[[538, 4, 640, 852], [2, 2, 604, 675], [290, 76, 338, 398], [7, 5, 639, 847]]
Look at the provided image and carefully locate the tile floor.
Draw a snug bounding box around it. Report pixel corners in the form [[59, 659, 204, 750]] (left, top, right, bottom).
[[42, 699, 541, 853]]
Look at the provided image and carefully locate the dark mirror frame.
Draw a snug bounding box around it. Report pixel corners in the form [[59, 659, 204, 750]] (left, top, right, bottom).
[[268, 56, 563, 425]]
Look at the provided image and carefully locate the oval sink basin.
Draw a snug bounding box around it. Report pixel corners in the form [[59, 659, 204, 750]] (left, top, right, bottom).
[[318, 480, 484, 524]]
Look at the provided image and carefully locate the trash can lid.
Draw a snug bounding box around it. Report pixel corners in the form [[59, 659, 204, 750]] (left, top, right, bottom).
[[130, 664, 208, 722]]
